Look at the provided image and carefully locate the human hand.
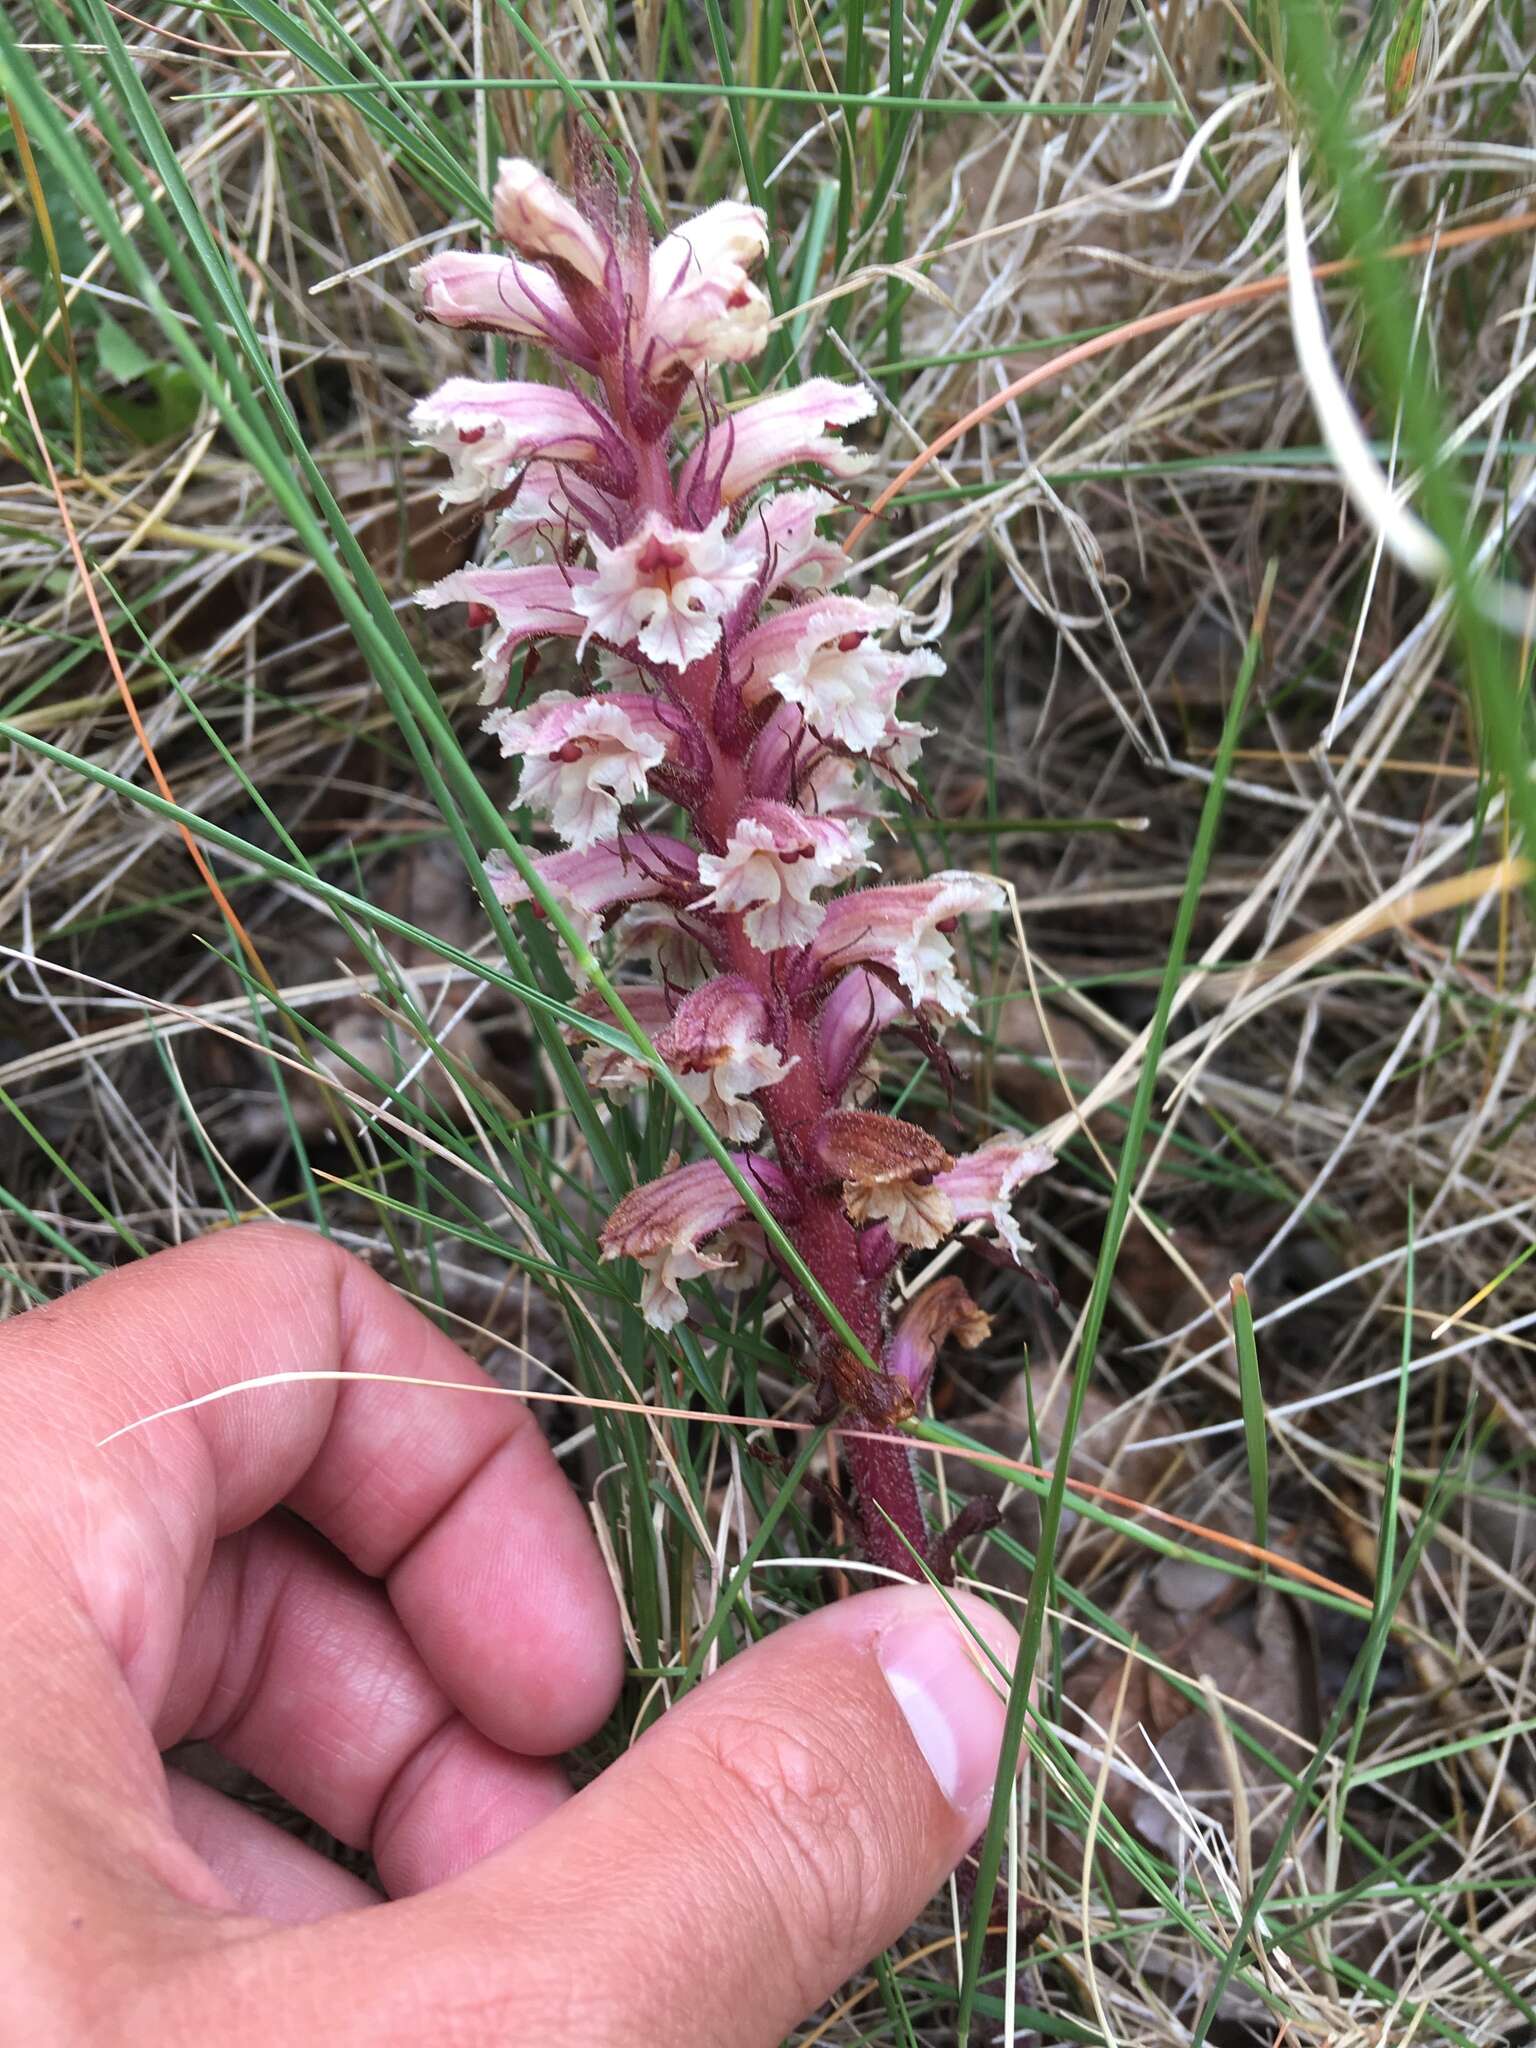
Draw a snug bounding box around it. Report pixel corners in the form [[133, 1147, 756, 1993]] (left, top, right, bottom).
[[0, 1224, 1017, 2045]]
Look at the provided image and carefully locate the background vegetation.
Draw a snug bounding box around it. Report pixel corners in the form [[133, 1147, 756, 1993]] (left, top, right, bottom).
[[2, 0, 1534, 2038]]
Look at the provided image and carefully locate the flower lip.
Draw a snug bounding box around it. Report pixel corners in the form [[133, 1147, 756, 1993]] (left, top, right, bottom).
[[484, 689, 676, 850], [933, 1132, 1055, 1264], [732, 594, 942, 765], [574, 510, 760, 672], [695, 799, 872, 953]]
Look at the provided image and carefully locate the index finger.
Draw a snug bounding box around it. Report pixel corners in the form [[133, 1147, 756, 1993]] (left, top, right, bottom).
[[0, 1222, 621, 1754]]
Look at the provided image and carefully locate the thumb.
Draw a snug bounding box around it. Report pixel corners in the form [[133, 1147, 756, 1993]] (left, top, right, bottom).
[[347, 1583, 1018, 2045], [157, 1584, 1019, 2046]]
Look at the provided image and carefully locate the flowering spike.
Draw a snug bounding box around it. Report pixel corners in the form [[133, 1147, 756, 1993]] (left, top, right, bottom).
[[411, 159, 1051, 1579]]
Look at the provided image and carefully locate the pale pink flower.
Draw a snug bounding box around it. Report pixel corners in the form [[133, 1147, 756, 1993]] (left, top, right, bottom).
[[575, 511, 759, 669], [933, 1132, 1055, 1263], [600, 1154, 789, 1331], [485, 833, 699, 946], [645, 204, 771, 377], [662, 202, 770, 275], [736, 597, 943, 757], [570, 986, 674, 1095], [493, 158, 610, 286], [696, 800, 872, 951], [484, 690, 675, 849], [655, 977, 794, 1141], [411, 251, 593, 362], [805, 870, 1007, 1021], [682, 380, 877, 504], [744, 488, 851, 595], [409, 380, 620, 506], [485, 462, 587, 564], [418, 562, 590, 700], [887, 1278, 992, 1401], [814, 1110, 955, 1248]]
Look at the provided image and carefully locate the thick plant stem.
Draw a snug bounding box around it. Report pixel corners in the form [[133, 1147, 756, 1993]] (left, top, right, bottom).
[[843, 1433, 930, 1579]]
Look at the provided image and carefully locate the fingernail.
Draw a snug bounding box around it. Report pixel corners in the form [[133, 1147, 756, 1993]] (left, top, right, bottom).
[[877, 1602, 1012, 1823]]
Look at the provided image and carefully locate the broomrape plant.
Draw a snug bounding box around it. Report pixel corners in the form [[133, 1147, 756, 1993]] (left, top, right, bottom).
[[413, 151, 1053, 1577]]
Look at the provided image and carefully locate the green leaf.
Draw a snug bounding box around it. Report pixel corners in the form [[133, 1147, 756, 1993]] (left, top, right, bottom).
[[1230, 1273, 1269, 1556], [98, 360, 203, 444], [94, 312, 154, 384]]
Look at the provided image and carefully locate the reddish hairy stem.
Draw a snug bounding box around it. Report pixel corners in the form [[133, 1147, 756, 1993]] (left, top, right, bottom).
[[840, 1432, 930, 1579]]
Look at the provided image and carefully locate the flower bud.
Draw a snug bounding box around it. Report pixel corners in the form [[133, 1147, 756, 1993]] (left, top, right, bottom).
[[493, 158, 611, 286]]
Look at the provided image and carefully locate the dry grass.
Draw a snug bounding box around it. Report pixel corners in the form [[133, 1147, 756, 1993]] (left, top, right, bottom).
[[2, 0, 1536, 2039]]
